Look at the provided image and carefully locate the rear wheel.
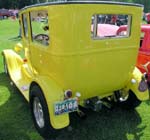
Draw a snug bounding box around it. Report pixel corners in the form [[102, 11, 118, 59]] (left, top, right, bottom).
[[33, 97, 45, 128], [119, 90, 141, 109], [30, 85, 59, 139]]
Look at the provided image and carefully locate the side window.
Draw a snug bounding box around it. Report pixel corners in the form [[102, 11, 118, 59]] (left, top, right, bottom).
[[30, 10, 49, 46], [22, 13, 28, 38], [91, 14, 132, 39]]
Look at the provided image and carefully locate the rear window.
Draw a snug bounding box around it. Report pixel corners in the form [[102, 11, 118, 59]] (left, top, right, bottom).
[[91, 14, 132, 39]]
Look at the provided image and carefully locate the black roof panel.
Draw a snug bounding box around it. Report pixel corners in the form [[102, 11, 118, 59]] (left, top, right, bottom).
[[21, 1, 143, 11]]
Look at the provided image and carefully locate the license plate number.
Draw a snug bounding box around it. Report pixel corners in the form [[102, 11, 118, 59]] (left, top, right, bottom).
[[54, 98, 78, 115]]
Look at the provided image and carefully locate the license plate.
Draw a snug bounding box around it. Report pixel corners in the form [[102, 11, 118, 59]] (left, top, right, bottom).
[[54, 98, 78, 115]]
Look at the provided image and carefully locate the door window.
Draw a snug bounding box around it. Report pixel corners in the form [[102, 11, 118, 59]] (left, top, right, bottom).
[[30, 10, 49, 46], [22, 13, 28, 38]]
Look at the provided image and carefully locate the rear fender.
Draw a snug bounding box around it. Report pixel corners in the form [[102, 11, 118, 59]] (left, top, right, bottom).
[[126, 67, 149, 101], [30, 76, 69, 129]]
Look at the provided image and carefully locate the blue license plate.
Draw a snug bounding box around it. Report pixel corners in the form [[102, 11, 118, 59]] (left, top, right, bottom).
[[54, 98, 78, 115]]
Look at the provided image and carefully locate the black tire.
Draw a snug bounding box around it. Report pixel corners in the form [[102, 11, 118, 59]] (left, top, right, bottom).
[[3, 56, 9, 75], [30, 85, 59, 139], [3, 55, 17, 90], [119, 90, 141, 109]]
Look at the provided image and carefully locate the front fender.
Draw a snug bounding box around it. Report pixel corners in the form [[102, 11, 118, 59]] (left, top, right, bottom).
[[2, 49, 23, 81], [127, 67, 149, 101], [31, 76, 69, 129]]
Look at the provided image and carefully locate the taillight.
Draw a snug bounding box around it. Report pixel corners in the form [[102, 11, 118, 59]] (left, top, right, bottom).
[[64, 89, 72, 99], [138, 77, 148, 92]]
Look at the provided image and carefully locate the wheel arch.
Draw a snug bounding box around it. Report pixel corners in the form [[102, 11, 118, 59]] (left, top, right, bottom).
[[29, 82, 39, 96], [29, 77, 69, 129]]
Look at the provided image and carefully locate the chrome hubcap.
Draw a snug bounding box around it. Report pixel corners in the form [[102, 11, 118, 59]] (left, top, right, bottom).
[[33, 97, 45, 128]]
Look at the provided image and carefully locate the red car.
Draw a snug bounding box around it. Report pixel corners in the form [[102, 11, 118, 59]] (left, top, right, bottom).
[[117, 25, 150, 84], [0, 9, 13, 18]]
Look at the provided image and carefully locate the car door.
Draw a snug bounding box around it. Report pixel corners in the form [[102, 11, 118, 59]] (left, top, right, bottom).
[[29, 10, 50, 75]]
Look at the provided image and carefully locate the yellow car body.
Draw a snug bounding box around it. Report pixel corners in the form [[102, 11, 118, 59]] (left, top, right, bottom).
[[2, 1, 149, 138]]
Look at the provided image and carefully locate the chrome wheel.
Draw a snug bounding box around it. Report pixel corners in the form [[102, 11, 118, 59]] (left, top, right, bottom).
[[33, 97, 45, 128], [30, 86, 58, 139]]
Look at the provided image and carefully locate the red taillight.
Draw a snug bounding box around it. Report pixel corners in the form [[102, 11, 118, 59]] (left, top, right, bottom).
[[64, 89, 72, 98], [138, 79, 148, 92]]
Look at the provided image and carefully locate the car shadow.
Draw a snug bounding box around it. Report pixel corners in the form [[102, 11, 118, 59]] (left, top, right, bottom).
[[0, 72, 43, 140], [8, 36, 22, 41], [50, 104, 146, 140], [55, 107, 145, 140], [145, 100, 150, 105], [0, 72, 147, 140]]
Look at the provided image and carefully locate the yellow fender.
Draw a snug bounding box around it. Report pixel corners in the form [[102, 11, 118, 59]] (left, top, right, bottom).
[[127, 67, 149, 101], [2, 49, 23, 80], [30, 75, 69, 129], [2, 49, 69, 129]]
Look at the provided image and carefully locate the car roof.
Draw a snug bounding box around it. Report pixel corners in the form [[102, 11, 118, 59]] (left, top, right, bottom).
[[0, 9, 9, 12], [21, 1, 143, 11], [141, 24, 150, 32]]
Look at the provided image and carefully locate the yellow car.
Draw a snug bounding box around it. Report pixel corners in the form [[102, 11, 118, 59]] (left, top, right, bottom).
[[2, 1, 149, 139]]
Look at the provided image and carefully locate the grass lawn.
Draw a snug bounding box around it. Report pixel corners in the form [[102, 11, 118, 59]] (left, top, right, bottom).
[[0, 19, 150, 140]]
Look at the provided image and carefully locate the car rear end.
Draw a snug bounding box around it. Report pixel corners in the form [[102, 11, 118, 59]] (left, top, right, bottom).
[[48, 2, 144, 99]]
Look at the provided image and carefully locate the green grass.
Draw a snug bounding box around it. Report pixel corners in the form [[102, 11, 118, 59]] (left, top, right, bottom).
[[0, 19, 150, 140], [0, 19, 43, 140]]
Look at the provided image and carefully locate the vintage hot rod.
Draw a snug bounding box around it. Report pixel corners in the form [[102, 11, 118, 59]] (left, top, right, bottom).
[[2, 1, 149, 138]]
